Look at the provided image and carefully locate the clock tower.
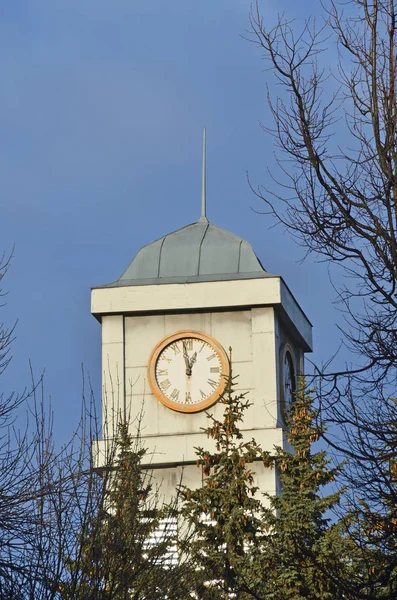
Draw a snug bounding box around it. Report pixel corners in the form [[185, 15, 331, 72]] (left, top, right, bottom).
[[91, 136, 312, 502]]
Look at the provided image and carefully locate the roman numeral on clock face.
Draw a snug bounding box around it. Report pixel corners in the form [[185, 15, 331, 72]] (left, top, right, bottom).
[[208, 378, 217, 389], [210, 367, 219, 373], [170, 342, 180, 355], [157, 369, 168, 376], [207, 353, 217, 361], [160, 379, 171, 392], [170, 388, 180, 401]]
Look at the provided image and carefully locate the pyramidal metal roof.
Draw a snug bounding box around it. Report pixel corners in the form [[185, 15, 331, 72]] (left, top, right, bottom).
[[101, 218, 271, 288]]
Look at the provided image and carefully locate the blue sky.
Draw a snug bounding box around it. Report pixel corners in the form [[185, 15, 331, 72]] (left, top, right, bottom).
[[1, 0, 342, 444]]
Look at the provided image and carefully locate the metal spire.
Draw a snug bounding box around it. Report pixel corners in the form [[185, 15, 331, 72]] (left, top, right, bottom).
[[199, 127, 208, 222]]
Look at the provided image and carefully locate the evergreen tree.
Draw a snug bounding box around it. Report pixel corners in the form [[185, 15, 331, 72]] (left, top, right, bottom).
[[181, 370, 359, 600], [61, 421, 188, 600], [259, 378, 357, 600], [180, 367, 266, 599]]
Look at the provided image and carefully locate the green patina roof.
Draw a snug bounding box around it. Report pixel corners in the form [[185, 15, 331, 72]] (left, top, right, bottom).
[[102, 219, 270, 288]]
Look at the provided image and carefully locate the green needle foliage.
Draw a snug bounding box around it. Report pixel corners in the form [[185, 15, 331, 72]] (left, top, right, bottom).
[[180, 367, 266, 599], [259, 377, 356, 600], [181, 370, 359, 600], [61, 421, 188, 600]]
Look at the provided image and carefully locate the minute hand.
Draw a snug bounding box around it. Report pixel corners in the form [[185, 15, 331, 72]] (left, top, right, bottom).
[[189, 352, 197, 371]]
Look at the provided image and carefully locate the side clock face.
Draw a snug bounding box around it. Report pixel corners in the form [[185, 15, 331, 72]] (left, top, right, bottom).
[[281, 344, 296, 417], [148, 330, 230, 413]]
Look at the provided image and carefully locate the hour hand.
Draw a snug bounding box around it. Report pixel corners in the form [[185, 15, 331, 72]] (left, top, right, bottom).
[[183, 342, 191, 375]]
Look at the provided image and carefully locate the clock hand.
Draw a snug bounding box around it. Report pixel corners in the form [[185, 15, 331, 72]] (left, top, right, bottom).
[[189, 352, 197, 371], [183, 341, 192, 376]]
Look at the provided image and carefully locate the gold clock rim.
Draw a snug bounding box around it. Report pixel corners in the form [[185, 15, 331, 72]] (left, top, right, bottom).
[[279, 342, 297, 421], [147, 329, 230, 413]]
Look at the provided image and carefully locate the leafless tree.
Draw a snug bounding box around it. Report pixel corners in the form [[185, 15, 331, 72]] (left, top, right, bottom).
[[248, 0, 397, 594], [27, 404, 189, 600], [0, 253, 189, 598], [0, 252, 56, 593], [0, 253, 95, 596]]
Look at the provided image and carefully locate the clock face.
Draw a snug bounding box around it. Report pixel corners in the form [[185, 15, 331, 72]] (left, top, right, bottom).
[[283, 350, 295, 406], [148, 330, 230, 413], [280, 344, 296, 418]]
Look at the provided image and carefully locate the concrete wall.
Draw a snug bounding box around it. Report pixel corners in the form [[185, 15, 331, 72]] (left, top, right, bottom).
[[100, 306, 282, 454], [149, 460, 278, 507], [97, 304, 290, 503], [95, 277, 312, 502]]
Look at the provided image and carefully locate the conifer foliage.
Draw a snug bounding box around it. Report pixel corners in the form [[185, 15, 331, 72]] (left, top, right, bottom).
[[181, 371, 355, 600], [259, 378, 354, 600], [180, 369, 265, 599], [61, 421, 187, 600]]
